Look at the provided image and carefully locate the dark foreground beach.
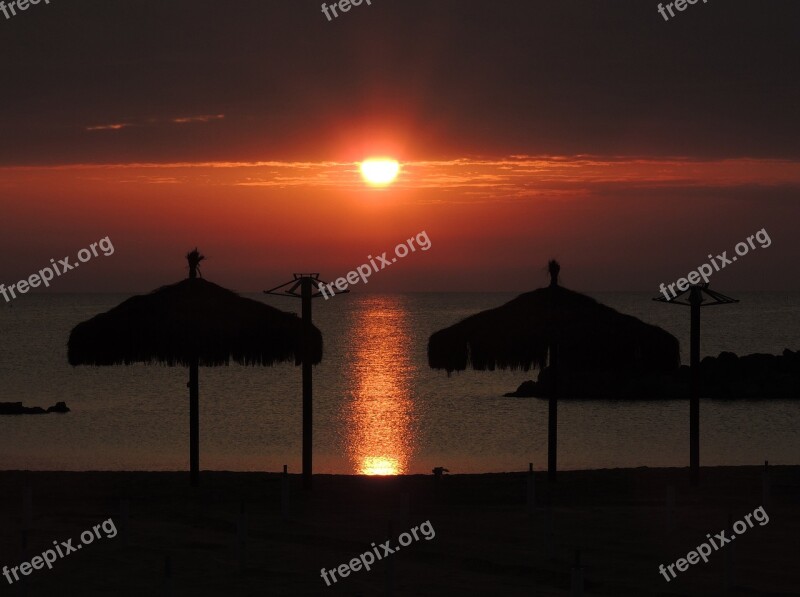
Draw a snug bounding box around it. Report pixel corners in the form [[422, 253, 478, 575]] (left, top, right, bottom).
[[1, 467, 798, 596]]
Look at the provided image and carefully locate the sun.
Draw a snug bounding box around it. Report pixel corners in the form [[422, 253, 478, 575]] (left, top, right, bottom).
[[360, 158, 400, 186]]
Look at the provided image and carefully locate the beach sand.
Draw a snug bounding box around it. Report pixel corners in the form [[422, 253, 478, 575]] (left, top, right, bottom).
[[0, 466, 798, 595]]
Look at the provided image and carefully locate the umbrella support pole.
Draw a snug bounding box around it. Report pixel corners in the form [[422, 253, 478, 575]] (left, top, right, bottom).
[[689, 288, 701, 486], [302, 359, 312, 490], [190, 358, 199, 487], [548, 342, 558, 482], [265, 272, 331, 493], [548, 396, 557, 482], [654, 283, 737, 488], [301, 278, 313, 491]]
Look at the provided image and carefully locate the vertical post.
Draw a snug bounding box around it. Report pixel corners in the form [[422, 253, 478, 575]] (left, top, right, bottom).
[[547, 261, 560, 483], [548, 343, 558, 482], [189, 356, 199, 487], [527, 462, 535, 515], [689, 286, 701, 486], [281, 464, 290, 521], [188, 250, 201, 488], [301, 277, 313, 491]]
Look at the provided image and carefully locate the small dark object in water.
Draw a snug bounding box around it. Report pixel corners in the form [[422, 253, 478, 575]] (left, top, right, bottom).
[[504, 380, 541, 398], [0, 402, 45, 415], [0, 401, 70, 415]]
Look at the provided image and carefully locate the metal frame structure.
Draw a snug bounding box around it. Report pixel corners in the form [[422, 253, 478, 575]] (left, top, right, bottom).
[[654, 283, 738, 485], [265, 274, 348, 490]]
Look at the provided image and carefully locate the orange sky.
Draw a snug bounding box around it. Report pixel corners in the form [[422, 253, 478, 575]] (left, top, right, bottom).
[[1, 156, 798, 294], [1, 1, 798, 294]]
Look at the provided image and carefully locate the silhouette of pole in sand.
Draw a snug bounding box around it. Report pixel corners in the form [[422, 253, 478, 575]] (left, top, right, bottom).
[[68, 250, 321, 486], [265, 273, 346, 490], [654, 283, 737, 485], [428, 261, 679, 481], [187, 250, 202, 485], [546, 261, 560, 481]]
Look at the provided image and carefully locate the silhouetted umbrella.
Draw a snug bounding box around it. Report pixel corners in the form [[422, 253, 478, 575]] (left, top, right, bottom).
[[68, 249, 322, 485], [428, 261, 679, 480]]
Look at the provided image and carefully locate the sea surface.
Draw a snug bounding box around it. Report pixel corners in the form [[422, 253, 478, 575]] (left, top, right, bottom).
[[1, 292, 798, 474]]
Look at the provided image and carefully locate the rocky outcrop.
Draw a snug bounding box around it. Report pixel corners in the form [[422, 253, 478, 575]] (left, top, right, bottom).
[[47, 401, 71, 413], [0, 402, 70, 415], [504, 349, 800, 399]]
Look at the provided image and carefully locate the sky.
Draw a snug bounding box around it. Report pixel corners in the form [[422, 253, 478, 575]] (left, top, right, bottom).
[[1, 0, 799, 293]]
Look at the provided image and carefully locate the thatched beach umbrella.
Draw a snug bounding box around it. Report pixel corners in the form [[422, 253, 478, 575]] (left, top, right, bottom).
[[428, 261, 679, 481], [68, 249, 322, 486]]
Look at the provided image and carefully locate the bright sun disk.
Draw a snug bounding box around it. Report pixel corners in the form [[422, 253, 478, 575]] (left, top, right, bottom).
[[360, 158, 400, 186]]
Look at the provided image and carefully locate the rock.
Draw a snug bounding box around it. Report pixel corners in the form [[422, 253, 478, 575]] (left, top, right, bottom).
[[764, 374, 796, 399], [780, 349, 800, 375], [0, 401, 70, 414], [0, 402, 47, 415], [503, 380, 540, 397], [739, 353, 779, 383], [503, 348, 800, 399]]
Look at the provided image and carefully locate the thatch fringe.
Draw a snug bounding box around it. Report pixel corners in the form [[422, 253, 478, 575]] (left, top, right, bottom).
[[68, 278, 322, 367], [428, 285, 679, 374]]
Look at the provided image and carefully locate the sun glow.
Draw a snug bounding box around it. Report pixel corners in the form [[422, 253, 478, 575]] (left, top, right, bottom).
[[360, 158, 400, 186]]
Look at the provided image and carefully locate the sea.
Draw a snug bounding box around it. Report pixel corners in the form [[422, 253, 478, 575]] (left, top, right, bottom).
[[1, 292, 798, 474]]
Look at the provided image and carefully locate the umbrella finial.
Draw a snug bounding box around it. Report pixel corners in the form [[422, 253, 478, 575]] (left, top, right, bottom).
[[548, 260, 560, 287], [187, 248, 205, 279]]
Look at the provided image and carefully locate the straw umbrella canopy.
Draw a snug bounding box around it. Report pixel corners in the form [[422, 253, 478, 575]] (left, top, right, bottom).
[[428, 261, 679, 480], [68, 249, 322, 486]]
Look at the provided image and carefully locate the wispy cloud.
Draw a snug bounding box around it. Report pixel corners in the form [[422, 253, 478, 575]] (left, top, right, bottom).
[[85, 114, 225, 132], [170, 114, 225, 124], [4, 156, 800, 201], [85, 123, 133, 131]]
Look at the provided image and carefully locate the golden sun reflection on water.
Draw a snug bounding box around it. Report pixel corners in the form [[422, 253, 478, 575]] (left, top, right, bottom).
[[361, 455, 401, 476], [346, 297, 415, 476]]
